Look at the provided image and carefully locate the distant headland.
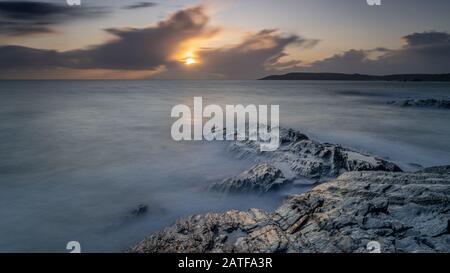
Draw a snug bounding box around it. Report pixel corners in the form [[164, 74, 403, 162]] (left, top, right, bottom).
[[259, 73, 450, 82]]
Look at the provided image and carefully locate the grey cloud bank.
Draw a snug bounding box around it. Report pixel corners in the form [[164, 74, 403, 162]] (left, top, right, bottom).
[[300, 31, 450, 75]]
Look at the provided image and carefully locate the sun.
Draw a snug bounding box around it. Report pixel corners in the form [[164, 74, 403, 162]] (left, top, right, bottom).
[[185, 57, 196, 65], [179, 50, 198, 65]]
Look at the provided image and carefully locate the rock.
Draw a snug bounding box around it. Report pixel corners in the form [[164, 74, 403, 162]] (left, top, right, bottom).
[[209, 163, 291, 194], [129, 170, 450, 253], [207, 127, 401, 195], [131, 204, 148, 216], [226, 128, 402, 182], [388, 98, 450, 109]]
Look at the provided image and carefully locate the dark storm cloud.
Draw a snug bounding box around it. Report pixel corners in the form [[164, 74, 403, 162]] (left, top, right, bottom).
[[302, 31, 450, 75], [0, 1, 108, 35], [0, 5, 217, 73], [0, 4, 315, 78], [0, 20, 55, 35], [0, 1, 68, 19], [63, 5, 216, 70], [0, 45, 61, 69], [403, 31, 450, 46], [123, 2, 158, 10]]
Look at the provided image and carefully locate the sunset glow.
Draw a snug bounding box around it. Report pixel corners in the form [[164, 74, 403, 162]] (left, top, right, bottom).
[[0, 1, 449, 80], [185, 57, 196, 65]]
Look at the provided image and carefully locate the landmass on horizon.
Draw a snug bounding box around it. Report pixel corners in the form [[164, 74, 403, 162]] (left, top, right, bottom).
[[260, 73, 450, 81]]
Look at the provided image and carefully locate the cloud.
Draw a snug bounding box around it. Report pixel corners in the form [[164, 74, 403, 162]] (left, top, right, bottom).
[[0, 20, 55, 35], [300, 31, 450, 75], [63, 5, 217, 71], [0, 4, 317, 79], [0, 5, 219, 78], [160, 29, 318, 79], [1, 4, 448, 79], [0, 1, 108, 36], [123, 2, 158, 10], [0, 45, 61, 69], [403, 31, 450, 46]]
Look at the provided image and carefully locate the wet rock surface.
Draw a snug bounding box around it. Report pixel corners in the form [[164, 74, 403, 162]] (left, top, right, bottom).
[[226, 128, 402, 182], [129, 170, 450, 253], [209, 163, 291, 194], [207, 128, 401, 194]]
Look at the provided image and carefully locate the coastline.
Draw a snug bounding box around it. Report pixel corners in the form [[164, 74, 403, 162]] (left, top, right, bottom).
[[128, 128, 450, 253], [259, 73, 450, 82]]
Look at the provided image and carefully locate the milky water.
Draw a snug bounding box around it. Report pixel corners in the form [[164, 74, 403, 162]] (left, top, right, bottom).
[[0, 80, 449, 252]]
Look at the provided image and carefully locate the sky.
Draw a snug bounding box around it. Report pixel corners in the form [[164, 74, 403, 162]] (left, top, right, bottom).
[[0, 0, 449, 79]]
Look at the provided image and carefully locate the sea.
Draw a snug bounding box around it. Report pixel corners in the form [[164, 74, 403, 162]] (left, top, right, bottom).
[[0, 80, 449, 252]]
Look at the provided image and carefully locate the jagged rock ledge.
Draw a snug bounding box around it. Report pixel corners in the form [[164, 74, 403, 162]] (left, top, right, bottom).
[[209, 163, 292, 194], [129, 168, 450, 253], [209, 128, 401, 194]]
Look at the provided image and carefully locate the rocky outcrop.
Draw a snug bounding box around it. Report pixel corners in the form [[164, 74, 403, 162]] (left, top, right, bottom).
[[225, 128, 402, 182], [209, 163, 291, 194], [129, 169, 450, 253], [128, 128, 442, 253], [388, 98, 450, 109], [207, 128, 401, 195]]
